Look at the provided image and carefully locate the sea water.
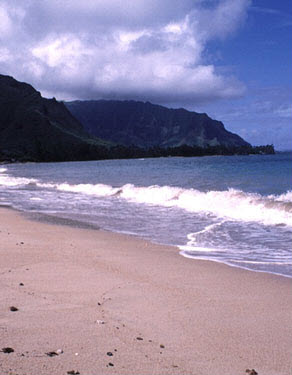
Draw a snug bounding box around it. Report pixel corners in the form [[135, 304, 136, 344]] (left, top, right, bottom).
[[0, 152, 291, 277]]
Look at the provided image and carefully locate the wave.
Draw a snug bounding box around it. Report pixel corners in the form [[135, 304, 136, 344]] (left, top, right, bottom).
[[0, 174, 38, 187], [1, 169, 292, 226], [56, 182, 121, 197], [269, 191, 292, 203], [52, 184, 292, 226]]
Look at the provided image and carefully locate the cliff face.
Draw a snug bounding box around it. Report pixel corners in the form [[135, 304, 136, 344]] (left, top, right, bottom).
[[0, 74, 252, 163], [66, 100, 250, 149], [0, 74, 110, 162]]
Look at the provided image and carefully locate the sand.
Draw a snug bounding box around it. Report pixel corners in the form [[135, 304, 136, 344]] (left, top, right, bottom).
[[0, 206, 291, 375]]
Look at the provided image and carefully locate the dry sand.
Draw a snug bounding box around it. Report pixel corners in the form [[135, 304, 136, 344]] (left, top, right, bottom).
[[0, 206, 291, 375]]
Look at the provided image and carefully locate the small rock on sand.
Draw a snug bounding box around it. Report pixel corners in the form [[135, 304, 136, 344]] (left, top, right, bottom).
[[9, 306, 19, 312], [246, 369, 258, 375], [1, 347, 14, 353]]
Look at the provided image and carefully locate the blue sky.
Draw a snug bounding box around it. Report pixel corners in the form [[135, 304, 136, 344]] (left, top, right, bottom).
[[195, 0, 292, 149], [0, 0, 291, 149]]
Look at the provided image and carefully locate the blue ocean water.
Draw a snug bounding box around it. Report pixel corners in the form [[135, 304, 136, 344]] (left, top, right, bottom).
[[1, 152, 292, 277]]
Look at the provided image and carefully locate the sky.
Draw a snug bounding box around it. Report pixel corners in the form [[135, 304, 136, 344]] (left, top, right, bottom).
[[0, 0, 291, 150]]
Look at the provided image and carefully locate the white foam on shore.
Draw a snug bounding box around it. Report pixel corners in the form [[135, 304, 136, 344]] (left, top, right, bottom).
[[56, 183, 121, 197], [56, 183, 291, 226], [0, 174, 37, 186], [179, 245, 226, 253], [1, 170, 292, 227], [179, 250, 292, 278], [230, 260, 292, 265]]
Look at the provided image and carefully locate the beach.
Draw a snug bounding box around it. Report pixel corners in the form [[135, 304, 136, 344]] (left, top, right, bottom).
[[0, 206, 292, 375]]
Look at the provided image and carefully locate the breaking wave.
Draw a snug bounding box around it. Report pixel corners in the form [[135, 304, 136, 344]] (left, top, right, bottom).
[[53, 183, 292, 226], [0, 171, 37, 186], [1, 168, 292, 227]]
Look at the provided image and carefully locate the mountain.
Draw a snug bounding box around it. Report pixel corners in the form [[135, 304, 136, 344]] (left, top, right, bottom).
[[1, 74, 270, 163], [66, 100, 250, 149], [0, 74, 111, 162]]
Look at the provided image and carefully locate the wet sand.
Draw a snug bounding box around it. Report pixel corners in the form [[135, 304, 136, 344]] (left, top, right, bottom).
[[0, 206, 291, 375]]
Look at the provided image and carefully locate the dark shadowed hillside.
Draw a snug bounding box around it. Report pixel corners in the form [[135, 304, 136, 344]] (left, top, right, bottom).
[[0, 74, 273, 163], [0, 74, 111, 162], [66, 100, 250, 149]]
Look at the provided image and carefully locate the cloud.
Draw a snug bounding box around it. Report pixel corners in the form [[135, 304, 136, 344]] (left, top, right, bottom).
[[0, 0, 250, 104], [273, 106, 292, 118], [189, 0, 250, 41], [0, 5, 12, 36], [250, 5, 292, 28]]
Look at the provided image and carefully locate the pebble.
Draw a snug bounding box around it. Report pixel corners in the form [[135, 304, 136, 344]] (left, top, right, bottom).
[[1, 347, 14, 354], [246, 370, 258, 375], [19, 283, 24, 286], [67, 371, 80, 375], [107, 352, 113, 356], [108, 362, 114, 367], [9, 306, 19, 312], [56, 349, 63, 355], [136, 337, 143, 341], [46, 351, 58, 357], [96, 320, 105, 324]]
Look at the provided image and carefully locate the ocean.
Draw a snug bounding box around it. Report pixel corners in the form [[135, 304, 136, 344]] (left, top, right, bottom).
[[1, 152, 291, 278]]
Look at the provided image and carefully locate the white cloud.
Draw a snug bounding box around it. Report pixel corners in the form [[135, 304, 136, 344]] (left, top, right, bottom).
[[0, 47, 11, 63], [274, 106, 292, 118], [32, 35, 94, 69], [0, 5, 12, 36], [188, 0, 251, 41], [0, 0, 250, 103]]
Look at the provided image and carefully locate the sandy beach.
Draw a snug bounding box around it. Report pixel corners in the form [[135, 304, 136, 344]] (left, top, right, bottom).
[[0, 206, 291, 375]]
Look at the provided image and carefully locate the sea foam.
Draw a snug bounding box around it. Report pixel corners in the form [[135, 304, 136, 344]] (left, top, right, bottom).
[[1, 168, 292, 227], [57, 182, 291, 226]]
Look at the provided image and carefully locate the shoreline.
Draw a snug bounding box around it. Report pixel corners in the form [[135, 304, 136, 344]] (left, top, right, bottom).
[[1, 206, 292, 374], [4, 204, 292, 280], [180, 250, 292, 280]]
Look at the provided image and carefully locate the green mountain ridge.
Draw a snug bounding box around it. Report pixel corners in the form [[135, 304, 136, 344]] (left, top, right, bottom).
[[66, 99, 250, 149], [0, 74, 111, 162], [0, 74, 273, 163]]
